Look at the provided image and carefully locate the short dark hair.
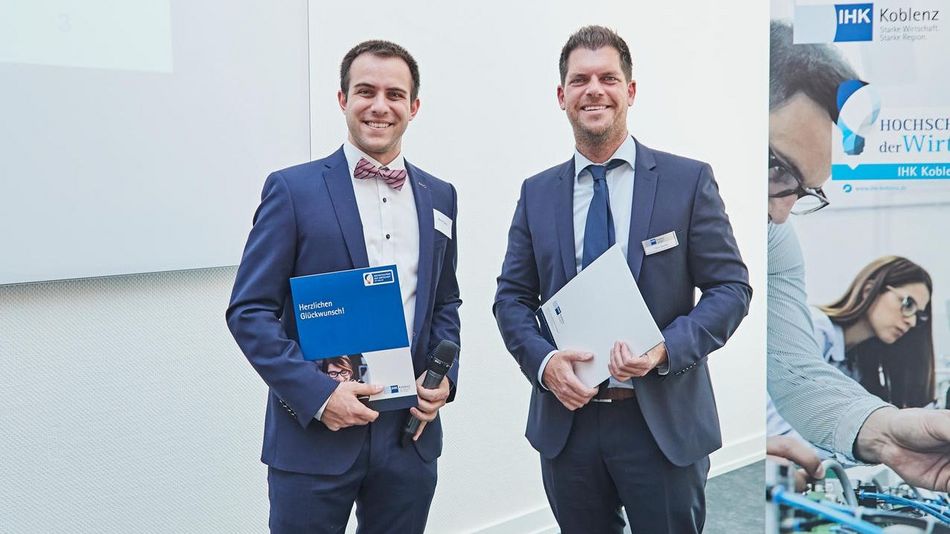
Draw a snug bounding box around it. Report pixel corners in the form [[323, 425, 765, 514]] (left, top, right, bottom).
[[559, 26, 633, 84], [340, 40, 420, 100], [769, 21, 857, 122]]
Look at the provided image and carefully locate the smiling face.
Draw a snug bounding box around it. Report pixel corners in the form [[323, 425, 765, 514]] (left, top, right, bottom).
[[338, 53, 419, 165], [867, 282, 930, 344], [558, 46, 636, 154], [768, 92, 833, 224]]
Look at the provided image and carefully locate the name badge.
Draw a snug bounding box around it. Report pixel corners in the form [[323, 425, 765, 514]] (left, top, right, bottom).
[[641, 231, 678, 255], [434, 209, 453, 238]]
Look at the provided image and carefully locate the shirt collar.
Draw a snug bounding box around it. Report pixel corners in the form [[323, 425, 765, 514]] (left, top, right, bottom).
[[828, 321, 847, 363], [573, 135, 637, 182], [343, 140, 406, 179]]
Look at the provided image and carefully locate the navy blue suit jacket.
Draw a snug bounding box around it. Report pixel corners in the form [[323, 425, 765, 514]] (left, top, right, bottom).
[[227, 147, 461, 476], [493, 140, 751, 467]]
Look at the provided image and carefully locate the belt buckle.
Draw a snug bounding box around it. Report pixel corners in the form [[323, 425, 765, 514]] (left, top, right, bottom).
[[591, 398, 612, 403]]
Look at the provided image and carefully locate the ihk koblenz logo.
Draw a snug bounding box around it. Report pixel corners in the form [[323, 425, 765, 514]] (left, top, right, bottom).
[[795, 3, 874, 43]]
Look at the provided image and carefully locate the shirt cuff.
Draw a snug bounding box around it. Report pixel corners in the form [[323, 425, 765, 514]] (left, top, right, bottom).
[[537, 350, 559, 390], [839, 401, 892, 463], [314, 397, 331, 422]]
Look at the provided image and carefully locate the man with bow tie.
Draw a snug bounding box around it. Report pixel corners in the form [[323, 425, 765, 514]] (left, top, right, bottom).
[[493, 26, 751, 533], [227, 40, 461, 534]]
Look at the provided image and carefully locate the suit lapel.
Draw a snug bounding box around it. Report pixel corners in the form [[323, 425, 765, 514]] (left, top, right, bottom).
[[407, 162, 434, 350], [627, 140, 658, 281], [554, 159, 577, 283], [323, 147, 369, 269]]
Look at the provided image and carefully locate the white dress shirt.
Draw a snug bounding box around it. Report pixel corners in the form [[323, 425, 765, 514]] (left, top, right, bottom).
[[539, 136, 666, 390], [317, 142, 420, 420], [343, 141, 420, 337]]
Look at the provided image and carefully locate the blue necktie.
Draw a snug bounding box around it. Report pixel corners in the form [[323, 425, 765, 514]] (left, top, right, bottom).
[[582, 160, 622, 269]]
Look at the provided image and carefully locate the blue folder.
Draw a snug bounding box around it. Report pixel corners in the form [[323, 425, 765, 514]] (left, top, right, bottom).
[[290, 265, 417, 411], [290, 265, 409, 359]]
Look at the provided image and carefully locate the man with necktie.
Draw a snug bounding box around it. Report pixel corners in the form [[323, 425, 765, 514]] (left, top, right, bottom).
[[227, 40, 461, 533], [493, 26, 751, 533]]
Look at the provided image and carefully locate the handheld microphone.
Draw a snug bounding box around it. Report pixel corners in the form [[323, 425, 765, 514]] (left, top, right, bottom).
[[400, 340, 459, 447]]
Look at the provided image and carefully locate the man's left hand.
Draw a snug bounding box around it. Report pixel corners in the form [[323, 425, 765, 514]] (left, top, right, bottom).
[[609, 341, 668, 381], [410, 375, 451, 441], [856, 407, 950, 491]]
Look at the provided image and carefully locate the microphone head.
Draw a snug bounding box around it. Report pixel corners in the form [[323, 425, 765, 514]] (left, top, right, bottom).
[[429, 340, 459, 373]]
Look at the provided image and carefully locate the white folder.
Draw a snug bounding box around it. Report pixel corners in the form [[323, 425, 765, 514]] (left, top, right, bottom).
[[537, 244, 664, 388]]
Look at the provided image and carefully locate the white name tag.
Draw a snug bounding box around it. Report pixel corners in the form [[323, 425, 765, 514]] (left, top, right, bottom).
[[641, 231, 678, 255], [434, 209, 453, 238]]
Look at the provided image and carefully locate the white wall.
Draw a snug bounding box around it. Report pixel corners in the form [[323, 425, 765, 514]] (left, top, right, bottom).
[[0, 267, 270, 532], [0, 0, 767, 532], [0, 0, 310, 284]]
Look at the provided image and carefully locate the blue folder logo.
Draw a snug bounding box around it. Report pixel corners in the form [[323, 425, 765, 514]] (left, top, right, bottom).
[[364, 269, 395, 286]]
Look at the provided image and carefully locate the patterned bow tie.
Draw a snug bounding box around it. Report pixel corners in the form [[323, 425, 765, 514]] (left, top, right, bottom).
[[353, 157, 407, 191]]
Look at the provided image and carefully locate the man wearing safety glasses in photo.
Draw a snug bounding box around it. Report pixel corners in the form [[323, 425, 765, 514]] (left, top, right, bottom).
[[766, 20, 950, 492], [767, 147, 829, 221]]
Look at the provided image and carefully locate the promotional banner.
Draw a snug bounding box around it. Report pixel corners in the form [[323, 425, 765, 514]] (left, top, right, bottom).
[[796, 0, 950, 207], [767, 1, 950, 530], [772, 0, 949, 407]]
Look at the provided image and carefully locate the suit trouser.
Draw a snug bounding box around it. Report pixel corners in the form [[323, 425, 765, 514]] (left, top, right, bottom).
[[540, 396, 709, 534], [267, 411, 438, 534]]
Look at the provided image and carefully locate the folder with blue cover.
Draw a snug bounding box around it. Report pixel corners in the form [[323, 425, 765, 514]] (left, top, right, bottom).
[[290, 265, 417, 411]]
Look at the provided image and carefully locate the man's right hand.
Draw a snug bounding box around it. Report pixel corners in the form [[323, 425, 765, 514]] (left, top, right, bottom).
[[766, 435, 825, 491], [542, 350, 598, 411], [321, 382, 384, 431]]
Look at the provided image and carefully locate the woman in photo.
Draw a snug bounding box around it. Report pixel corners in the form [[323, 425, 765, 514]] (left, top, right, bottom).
[[766, 255, 935, 461], [322, 355, 363, 383], [815, 256, 935, 408]]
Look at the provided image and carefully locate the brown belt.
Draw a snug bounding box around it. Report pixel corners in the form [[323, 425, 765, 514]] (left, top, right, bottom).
[[593, 387, 636, 402]]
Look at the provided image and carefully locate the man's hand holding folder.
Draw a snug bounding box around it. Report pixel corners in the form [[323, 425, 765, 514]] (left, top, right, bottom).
[[609, 341, 668, 381], [544, 341, 669, 411], [322, 382, 384, 431], [536, 245, 665, 393], [542, 351, 599, 411]]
